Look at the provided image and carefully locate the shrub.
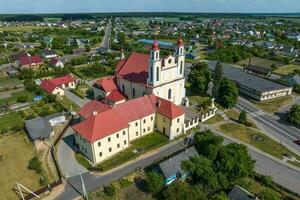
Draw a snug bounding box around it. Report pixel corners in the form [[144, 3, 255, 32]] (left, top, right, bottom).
[[103, 184, 116, 197], [17, 95, 28, 103], [119, 178, 132, 188], [28, 156, 43, 174]]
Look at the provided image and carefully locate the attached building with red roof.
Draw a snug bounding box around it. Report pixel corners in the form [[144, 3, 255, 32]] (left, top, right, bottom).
[[16, 53, 44, 69], [40, 75, 76, 96], [73, 94, 185, 164]]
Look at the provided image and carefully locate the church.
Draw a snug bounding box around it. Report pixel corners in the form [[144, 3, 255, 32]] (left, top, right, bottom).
[[94, 37, 187, 105]]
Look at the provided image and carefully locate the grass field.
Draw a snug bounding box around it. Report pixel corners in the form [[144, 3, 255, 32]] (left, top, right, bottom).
[[218, 123, 300, 163], [58, 96, 80, 112], [203, 114, 224, 124], [0, 77, 22, 89], [0, 133, 41, 200], [0, 25, 52, 32], [253, 96, 293, 113], [237, 57, 283, 68], [94, 132, 169, 171], [274, 64, 300, 75], [0, 112, 23, 132], [0, 90, 35, 105]]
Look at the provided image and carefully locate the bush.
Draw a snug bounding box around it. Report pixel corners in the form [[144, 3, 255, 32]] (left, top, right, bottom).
[[103, 184, 116, 197], [258, 189, 280, 200], [28, 156, 43, 174], [17, 95, 28, 103], [119, 178, 132, 188], [144, 171, 164, 194]]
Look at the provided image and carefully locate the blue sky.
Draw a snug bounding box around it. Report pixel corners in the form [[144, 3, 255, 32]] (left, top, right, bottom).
[[0, 0, 300, 14]]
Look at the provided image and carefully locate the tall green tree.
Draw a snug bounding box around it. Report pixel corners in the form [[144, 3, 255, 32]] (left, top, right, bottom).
[[217, 79, 239, 109], [144, 171, 164, 194], [238, 110, 248, 125], [194, 130, 223, 160], [289, 104, 300, 126], [188, 62, 211, 95], [212, 61, 223, 98]]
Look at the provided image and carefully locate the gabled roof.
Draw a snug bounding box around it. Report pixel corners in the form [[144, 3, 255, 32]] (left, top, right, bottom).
[[149, 95, 185, 119], [116, 52, 150, 85], [40, 79, 58, 93], [94, 76, 118, 93], [72, 109, 129, 142], [106, 90, 126, 103], [40, 75, 75, 93], [19, 55, 43, 66], [115, 95, 156, 122], [79, 100, 112, 119]]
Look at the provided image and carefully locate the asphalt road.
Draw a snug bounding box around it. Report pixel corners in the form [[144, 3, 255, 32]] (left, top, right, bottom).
[[64, 89, 90, 108], [100, 19, 112, 50], [56, 130, 300, 200], [236, 97, 300, 154]]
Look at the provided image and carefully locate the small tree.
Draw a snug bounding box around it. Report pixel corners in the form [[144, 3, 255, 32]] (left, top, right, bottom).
[[85, 45, 91, 52], [289, 104, 300, 126], [217, 79, 239, 109], [212, 61, 223, 98], [238, 110, 247, 125], [28, 156, 43, 174], [144, 171, 164, 194], [103, 184, 116, 197]]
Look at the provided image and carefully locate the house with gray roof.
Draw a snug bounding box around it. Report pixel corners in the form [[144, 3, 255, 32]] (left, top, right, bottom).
[[206, 61, 292, 101], [25, 113, 66, 141], [159, 146, 199, 185]]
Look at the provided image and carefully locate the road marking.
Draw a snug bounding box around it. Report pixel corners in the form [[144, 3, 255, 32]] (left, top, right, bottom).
[[236, 105, 298, 140]]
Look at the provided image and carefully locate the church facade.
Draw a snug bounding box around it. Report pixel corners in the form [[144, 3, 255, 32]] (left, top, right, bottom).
[[115, 37, 186, 105]]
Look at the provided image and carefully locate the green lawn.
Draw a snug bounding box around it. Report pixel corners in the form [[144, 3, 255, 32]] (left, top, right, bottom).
[[253, 96, 293, 113], [274, 64, 300, 75], [203, 114, 224, 124], [0, 90, 35, 105], [94, 132, 169, 171], [0, 25, 54, 32], [0, 133, 41, 200], [0, 112, 23, 131], [237, 57, 283, 68], [58, 96, 80, 112], [74, 84, 91, 98], [0, 77, 22, 89], [218, 123, 300, 163]]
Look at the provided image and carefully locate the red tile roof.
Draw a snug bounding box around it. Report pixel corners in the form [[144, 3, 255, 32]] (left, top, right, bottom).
[[40, 80, 58, 93], [94, 76, 118, 93], [79, 100, 112, 119], [148, 94, 185, 119], [18, 55, 43, 66], [72, 109, 129, 142], [106, 90, 126, 103], [49, 58, 59, 65], [115, 95, 156, 122], [116, 52, 150, 85]]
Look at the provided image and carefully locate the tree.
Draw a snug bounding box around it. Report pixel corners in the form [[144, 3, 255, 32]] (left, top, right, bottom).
[[289, 104, 300, 126], [162, 181, 207, 200], [194, 130, 223, 160], [103, 184, 116, 197], [258, 189, 280, 200], [214, 143, 255, 183], [28, 156, 42, 174], [217, 79, 239, 109], [212, 61, 223, 98], [144, 171, 164, 194], [17, 95, 28, 103], [211, 192, 229, 200], [24, 79, 37, 92], [19, 68, 35, 80], [85, 44, 91, 52], [188, 62, 211, 95], [238, 110, 247, 125]]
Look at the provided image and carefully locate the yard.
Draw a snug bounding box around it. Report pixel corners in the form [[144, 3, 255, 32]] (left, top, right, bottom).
[[273, 64, 300, 75], [85, 132, 169, 172], [253, 96, 293, 113], [0, 112, 23, 132], [218, 123, 300, 164], [237, 57, 283, 68], [73, 84, 91, 98], [0, 90, 35, 105], [0, 77, 22, 89], [0, 133, 41, 200]]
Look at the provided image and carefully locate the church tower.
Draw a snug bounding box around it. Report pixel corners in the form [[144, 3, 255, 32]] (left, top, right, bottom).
[[176, 36, 185, 78], [148, 40, 162, 86]]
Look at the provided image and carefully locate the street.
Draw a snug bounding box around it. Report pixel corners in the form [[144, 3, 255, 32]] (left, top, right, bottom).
[[56, 128, 300, 200], [99, 19, 112, 51], [64, 89, 90, 108]]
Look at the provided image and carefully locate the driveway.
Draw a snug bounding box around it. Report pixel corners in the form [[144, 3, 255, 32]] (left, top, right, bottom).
[[64, 89, 90, 108], [57, 127, 88, 178]]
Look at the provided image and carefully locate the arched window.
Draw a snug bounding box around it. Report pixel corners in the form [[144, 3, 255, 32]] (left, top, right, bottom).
[[132, 88, 136, 98], [150, 67, 153, 82], [156, 52, 159, 60], [180, 47, 183, 54], [180, 61, 183, 74], [168, 89, 172, 100], [156, 67, 159, 82]]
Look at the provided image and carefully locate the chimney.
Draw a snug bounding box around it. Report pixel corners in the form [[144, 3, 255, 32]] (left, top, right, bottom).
[[92, 111, 98, 116]]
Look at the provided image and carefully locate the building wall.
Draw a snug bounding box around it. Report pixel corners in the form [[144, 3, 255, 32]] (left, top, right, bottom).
[[169, 115, 185, 140], [52, 87, 64, 96], [93, 86, 106, 100], [74, 132, 95, 162], [127, 114, 155, 141]]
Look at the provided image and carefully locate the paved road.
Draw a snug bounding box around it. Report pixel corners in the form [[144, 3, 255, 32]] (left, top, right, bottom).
[[99, 19, 112, 51], [56, 129, 300, 200], [64, 89, 90, 108], [236, 97, 300, 154], [57, 127, 89, 178]]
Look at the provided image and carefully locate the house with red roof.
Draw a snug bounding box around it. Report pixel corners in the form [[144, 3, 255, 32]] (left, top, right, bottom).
[[93, 76, 126, 105], [40, 75, 76, 96], [49, 57, 65, 68], [73, 94, 185, 164], [14, 53, 44, 69]]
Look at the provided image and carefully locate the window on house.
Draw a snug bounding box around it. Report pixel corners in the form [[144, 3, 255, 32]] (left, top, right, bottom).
[[98, 142, 101, 147], [150, 67, 153, 82], [148, 127, 150, 131], [124, 140, 127, 145], [168, 89, 172, 100], [143, 119, 146, 124], [143, 129, 146, 133], [135, 122, 138, 127], [163, 117, 166, 123], [116, 133, 119, 138], [85, 148, 87, 153], [83, 138, 85, 143], [177, 118, 180, 123], [117, 143, 120, 148], [132, 88, 136, 98], [180, 61, 183, 74], [109, 147, 112, 152], [177, 128, 179, 133], [156, 52, 159, 59], [99, 152, 102, 157], [123, 130, 126, 135], [151, 116, 153, 121], [136, 132, 139, 136], [108, 137, 111, 142]]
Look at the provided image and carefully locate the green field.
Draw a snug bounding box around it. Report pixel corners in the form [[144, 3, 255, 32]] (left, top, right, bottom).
[[237, 57, 283, 68], [0, 112, 23, 132], [0, 25, 52, 32], [274, 64, 300, 75], [253, 96, 293, 113], [0, 77, 22, 89], [0, 90, 35, 105], [0, 133, 41, 200]]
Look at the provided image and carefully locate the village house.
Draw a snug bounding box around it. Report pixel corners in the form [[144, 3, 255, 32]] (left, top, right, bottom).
[[42, 49, 57, 59], [12, 53, 43, 69], [49, 57, 65, 68], [40, 74, 76, 96]]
